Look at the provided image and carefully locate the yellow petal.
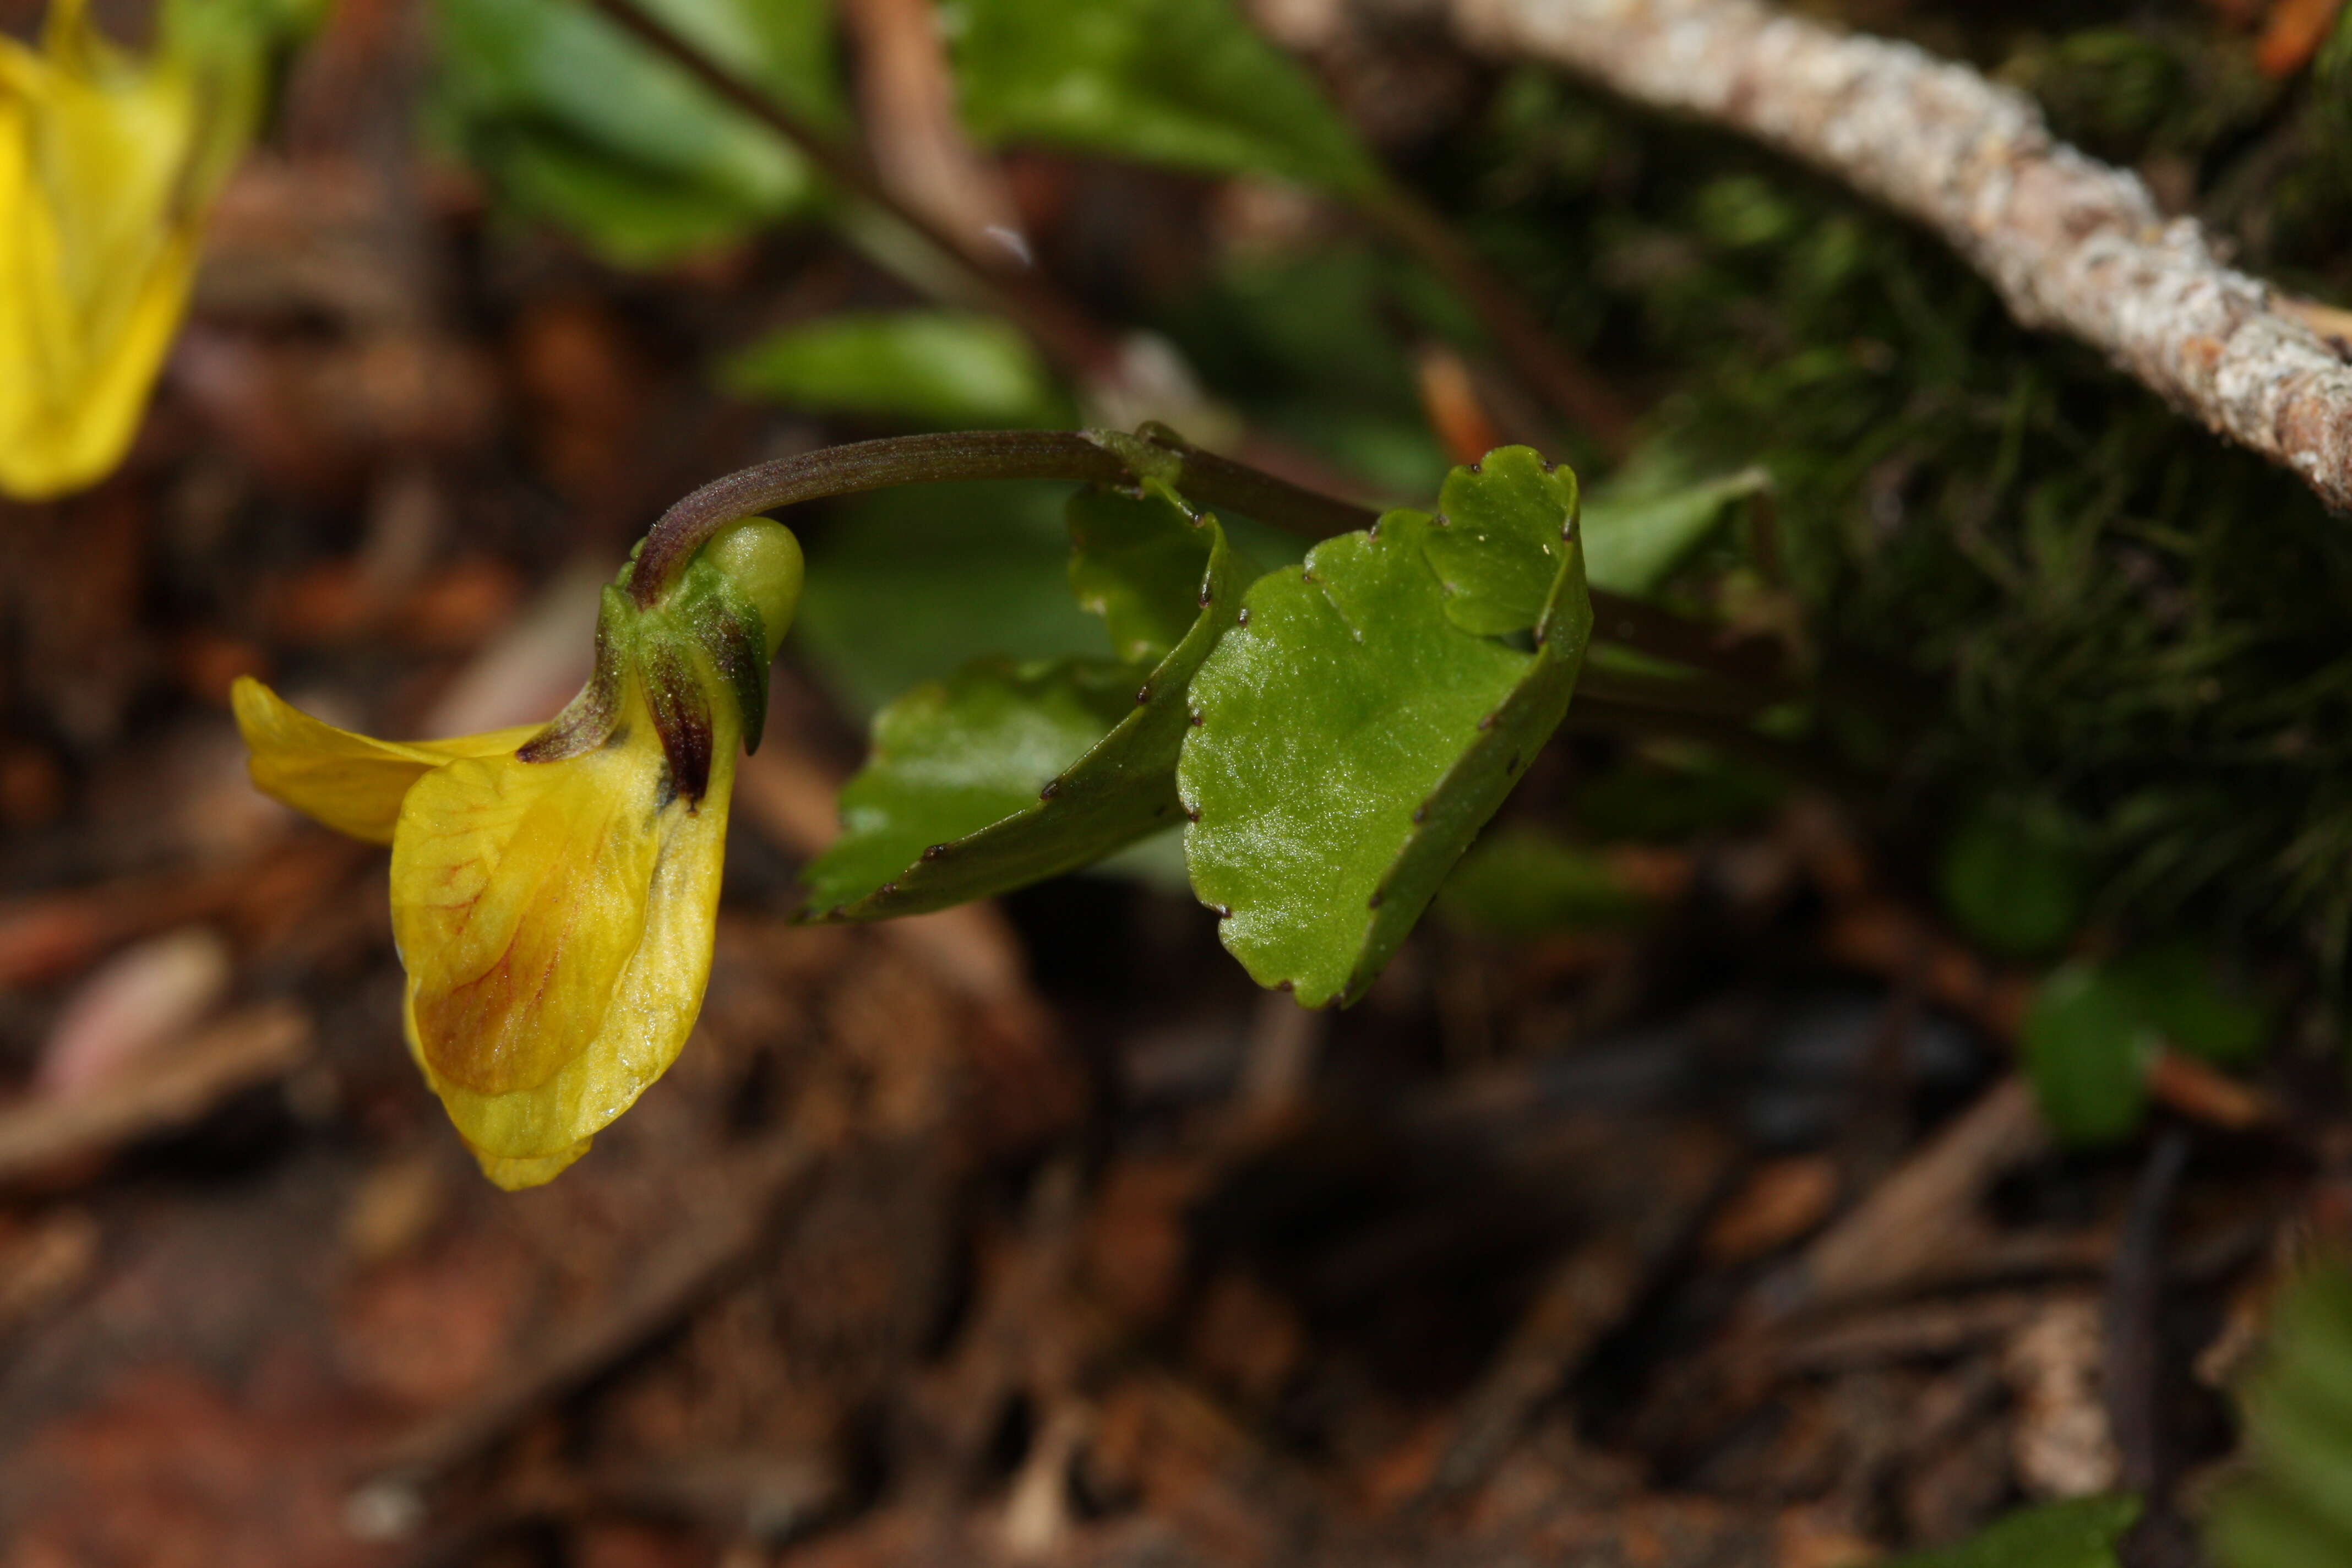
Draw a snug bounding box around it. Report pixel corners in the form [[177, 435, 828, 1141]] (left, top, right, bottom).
[[0, 0, 260, 499], [391, 688, 684, 1099], [231, 677, 539, 845], [403, 742, 737, 1184], [464, 1136, 592, 1191]]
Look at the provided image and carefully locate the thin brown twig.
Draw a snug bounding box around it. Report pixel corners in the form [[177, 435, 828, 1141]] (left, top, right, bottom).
[[577, 0, 1121, 380], [1758, 1074, 2052, 1322], [584, 0, 1642, 466], [361, 1131, 821, 1493], [839, 0, 1025, 256], [1370, 192, 1637, 455]]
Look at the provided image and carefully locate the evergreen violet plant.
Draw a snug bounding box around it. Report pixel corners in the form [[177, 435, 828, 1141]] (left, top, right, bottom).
[[235, 427, 1778, 1188]]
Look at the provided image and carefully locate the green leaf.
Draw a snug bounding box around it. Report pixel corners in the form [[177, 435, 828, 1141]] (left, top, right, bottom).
[[1422, 452, 1579, 636], [2021, 961, 2157, 1147], [2208, 1262, 2352, 1567], [939, 0, 1382, 196], [1886, 1496, 2140, 1568], [1581, 456, 1771, 597], [1068, 484, 1231, 665], [1939, 799, 2093, 959], [2107, 941, 2268, 1066], [480, 130, 779, 266], [722, 311, 1068, 428], [1436, 826, 1651, 939], [793, 481, 1104, 717], [2326, 6, 2352, 126], [1180, 447, 1593, 1006], [432, 0, 840, 265], [2015, 943, 2264, 1147], [796, 656, 1146, 913], [799, 486, 1241, 918]]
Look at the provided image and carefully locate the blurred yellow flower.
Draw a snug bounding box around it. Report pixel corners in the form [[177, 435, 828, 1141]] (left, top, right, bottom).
[[0, 0, 260, 499], [233, 519, 804, 1188]]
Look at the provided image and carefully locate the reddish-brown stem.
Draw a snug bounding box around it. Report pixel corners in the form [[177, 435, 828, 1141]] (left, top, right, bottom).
[[578, 0, 1122, 382], [626, 430, 1788, 721], [626, 429, 1377, 607], [581, 0, 1635, 462], [1370, 192, 1638, 456]]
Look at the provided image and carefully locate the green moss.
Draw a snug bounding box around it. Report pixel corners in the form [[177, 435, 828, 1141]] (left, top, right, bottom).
[[1445, 41, 2352, 983]]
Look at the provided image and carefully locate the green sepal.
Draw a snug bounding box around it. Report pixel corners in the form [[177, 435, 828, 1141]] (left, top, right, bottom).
[[520, 585, 635, 763], [637, 634, 716, 804], [645, 517, 803, 755], [1179, 450, 1593, 1007], [799, 484, 1240, 919], [660, 562, 772, 755]]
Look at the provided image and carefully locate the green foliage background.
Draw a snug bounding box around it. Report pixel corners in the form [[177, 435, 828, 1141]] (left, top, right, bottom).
[[415, 1, 2352, 1558], [424, 0, 2352, 989], [1453, 41, 2352, 977]]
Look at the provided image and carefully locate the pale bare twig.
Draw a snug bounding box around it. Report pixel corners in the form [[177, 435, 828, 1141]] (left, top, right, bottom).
[[0, 1002, 312, 1185], [1450, 0, 2352, 514]]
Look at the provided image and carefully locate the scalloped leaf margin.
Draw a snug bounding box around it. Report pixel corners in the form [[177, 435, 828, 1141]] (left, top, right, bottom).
[[1178, 447, 1592, 1007]]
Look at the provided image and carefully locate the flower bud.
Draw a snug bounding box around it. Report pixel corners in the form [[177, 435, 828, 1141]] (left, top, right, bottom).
[[638, 516, 804, 765], [693, 517, 805, 662]]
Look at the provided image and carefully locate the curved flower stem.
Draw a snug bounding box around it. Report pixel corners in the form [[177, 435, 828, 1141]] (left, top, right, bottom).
[[631, 429, 1863, 785], [626, 428, 1378, 606], [578, 0, 1121, 381], [628, 428, 1790, 705]]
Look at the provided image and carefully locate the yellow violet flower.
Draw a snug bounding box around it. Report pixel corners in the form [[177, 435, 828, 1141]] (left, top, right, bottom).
[[0, 0, 264, 499], [233, 519, 804, 1189]]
